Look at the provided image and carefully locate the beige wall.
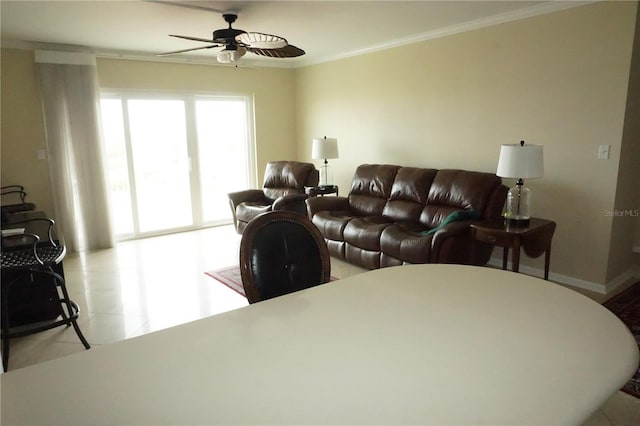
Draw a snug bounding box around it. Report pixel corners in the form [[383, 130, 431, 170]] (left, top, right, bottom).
[[1, 49, 54, 215], [294, 1, 638, 287]]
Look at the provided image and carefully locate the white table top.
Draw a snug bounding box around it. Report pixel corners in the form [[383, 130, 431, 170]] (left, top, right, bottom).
[[1, 264, 637, 425]]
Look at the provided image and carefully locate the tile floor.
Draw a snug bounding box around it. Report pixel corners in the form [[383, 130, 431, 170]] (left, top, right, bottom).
[[2, 225, 640, 424]]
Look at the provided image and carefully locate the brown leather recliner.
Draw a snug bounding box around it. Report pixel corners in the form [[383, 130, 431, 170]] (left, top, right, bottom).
[[306, 164, 508, 269], [228, 161, 319, 234]]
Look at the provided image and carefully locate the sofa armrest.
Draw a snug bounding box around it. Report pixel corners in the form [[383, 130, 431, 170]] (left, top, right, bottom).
[[272, 193, 309, 214], [306, 196, 351, 218], [227, 189, 268, 210], [227, 190, 269, 232], [429, 220, 475, 262]]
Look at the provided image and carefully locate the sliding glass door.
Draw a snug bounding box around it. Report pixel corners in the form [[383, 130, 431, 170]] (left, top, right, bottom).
[[128, 99, 192, 233], [100, 93, 254, 239], [195, 99, 250, 222]]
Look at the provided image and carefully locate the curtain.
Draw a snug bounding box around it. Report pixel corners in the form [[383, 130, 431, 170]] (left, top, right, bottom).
[[35, 51, 113, 253]]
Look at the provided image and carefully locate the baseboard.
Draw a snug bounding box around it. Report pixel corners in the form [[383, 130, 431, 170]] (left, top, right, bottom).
[[487, 257, 640, 295], [605, 269, 640, 295]]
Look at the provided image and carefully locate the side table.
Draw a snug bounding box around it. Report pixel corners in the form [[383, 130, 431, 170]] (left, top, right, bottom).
[[305, 185, 339, 197], [471, 218, 557, 280]]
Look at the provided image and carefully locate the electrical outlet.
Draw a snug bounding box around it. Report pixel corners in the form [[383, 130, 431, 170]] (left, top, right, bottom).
[[598, 145, 610, 160]]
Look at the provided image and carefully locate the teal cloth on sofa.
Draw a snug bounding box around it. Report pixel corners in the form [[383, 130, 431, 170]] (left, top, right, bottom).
[[423, 210, 481, 236]]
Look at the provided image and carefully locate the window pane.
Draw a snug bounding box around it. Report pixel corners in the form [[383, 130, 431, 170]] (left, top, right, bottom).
[[195, 99, 250, 222], [128, 100, 193, 232], [100, 98, 134, 237]]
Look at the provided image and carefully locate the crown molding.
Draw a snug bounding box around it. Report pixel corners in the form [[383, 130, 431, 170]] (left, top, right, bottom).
[[296, 0, 597, 68]]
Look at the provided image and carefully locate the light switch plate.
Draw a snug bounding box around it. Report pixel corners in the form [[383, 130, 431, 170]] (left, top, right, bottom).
[[598, 145, 610, 160]]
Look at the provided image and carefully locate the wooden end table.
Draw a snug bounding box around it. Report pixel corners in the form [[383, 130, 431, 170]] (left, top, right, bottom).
[[471, 218, 557, 280]]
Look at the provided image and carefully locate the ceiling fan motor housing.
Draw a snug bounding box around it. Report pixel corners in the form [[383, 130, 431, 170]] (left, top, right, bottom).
[[212, 12, 245, 44], [213, 28, 246, 44]]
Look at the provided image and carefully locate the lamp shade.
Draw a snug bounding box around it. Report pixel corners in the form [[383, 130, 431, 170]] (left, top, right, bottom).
[[312, 137, 339, 160], [496, 143, 543, 179]]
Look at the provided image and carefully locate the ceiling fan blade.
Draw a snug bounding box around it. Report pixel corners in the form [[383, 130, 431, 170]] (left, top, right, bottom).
[[248, 45, 305, 58], [157, 45, 219, 56], [169, 34, 215, 43], [237, 32, 287, 49]]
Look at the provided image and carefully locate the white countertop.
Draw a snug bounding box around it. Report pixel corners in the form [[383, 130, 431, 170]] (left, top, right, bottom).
[[1, 264, 637, 425]]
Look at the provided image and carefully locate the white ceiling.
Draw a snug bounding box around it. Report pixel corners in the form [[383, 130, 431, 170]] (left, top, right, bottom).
[[1, 1, 591, 68]]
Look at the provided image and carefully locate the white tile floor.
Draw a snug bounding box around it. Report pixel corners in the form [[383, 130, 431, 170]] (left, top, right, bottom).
[[3, 225, 640, 424]]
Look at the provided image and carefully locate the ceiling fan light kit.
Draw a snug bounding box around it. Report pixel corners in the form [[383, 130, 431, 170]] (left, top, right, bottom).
[[158, 12, 305, 63], [217, 46, 246, 63]]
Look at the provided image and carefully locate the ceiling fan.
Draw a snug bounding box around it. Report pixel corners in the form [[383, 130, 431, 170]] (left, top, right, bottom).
[[158, 12, 305, 63]]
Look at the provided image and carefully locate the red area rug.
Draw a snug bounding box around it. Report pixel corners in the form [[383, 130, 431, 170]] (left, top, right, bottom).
[[604, 281, 640, 398], [205, 266, 246, 297], [206, 266, 338, 298]]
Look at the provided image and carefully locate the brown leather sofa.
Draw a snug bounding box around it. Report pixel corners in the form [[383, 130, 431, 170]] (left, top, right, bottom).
[[306, 164, 507, 269], [228, 161, 319, 234]]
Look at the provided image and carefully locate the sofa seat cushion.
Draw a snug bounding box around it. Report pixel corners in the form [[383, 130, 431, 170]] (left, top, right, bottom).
[[311, 211, 355, 241], [345, 244, 382, 269], [343, 216, 393, 251], [380, 223, 433, 264], [236, 202, 272, 223]]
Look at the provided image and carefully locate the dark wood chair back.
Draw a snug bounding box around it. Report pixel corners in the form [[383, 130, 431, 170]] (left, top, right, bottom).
[[239, 211, 331, 304]]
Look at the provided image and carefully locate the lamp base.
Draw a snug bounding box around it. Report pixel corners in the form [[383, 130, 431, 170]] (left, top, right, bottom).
[[320, 160, 333, 187], [504, 182, 532, 228]]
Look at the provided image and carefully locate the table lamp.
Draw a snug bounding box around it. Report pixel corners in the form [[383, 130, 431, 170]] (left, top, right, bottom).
[[312, 136, 339, 187], [496, 140, 544, 226]]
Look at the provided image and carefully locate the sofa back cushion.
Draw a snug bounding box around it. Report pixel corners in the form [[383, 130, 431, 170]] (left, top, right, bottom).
[[263, 161, 318, 200], [348, 164, 400, 216], [420, 169, 503, 228], [382, 167, 437, 222]]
